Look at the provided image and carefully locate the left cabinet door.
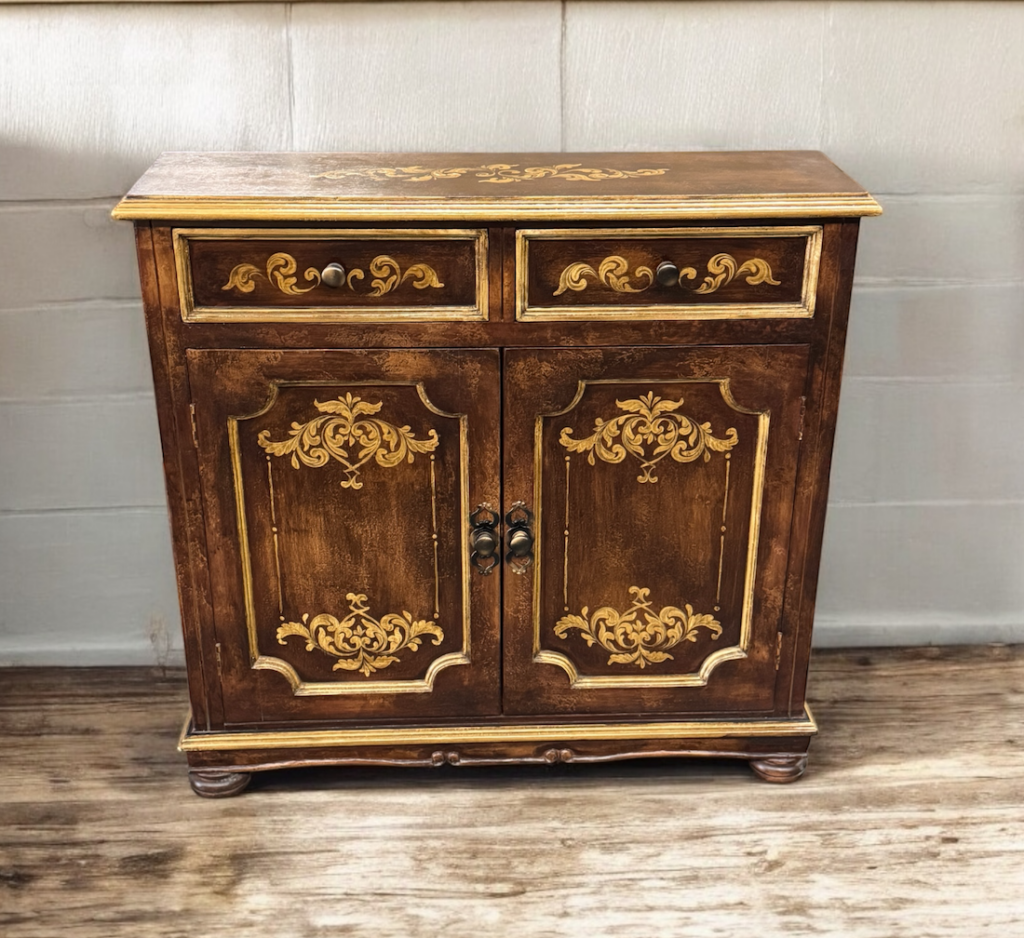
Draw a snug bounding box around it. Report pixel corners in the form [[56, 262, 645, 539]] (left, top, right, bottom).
[[186, 348, 501, 726]]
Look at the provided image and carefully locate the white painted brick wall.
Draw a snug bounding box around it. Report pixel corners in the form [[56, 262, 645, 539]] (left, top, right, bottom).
[[1, 1, 1021, 664]]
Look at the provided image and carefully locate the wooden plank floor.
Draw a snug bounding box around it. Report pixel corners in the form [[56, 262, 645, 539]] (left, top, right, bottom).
[[1, 645, 1022, 937]]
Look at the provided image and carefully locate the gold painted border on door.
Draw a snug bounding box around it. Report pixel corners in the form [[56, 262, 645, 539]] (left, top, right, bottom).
[[179, 704, 817, 752], [516, 226, 822, 321], [532, 377, 769, 689], [173, 227, 489, 323], [227, 380, 471, 696]]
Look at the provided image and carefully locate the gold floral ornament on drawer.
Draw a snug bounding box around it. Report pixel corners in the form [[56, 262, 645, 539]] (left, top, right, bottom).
[[560, 391, 738, 483], [555, 587, 722, 669], [696, 253, 780, 294], [552, 253, 779, 297], [313, 163, 669, 184], [277, 593, 444, 676], [221, 254, 443, 299], [554, 256, 659, 295], [257, 393, 439, 489], [223, 252, 321, 296]]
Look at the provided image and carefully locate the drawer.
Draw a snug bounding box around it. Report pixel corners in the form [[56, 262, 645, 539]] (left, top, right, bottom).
[[516, 226, 822, 321], [173, 228, 488, 322]]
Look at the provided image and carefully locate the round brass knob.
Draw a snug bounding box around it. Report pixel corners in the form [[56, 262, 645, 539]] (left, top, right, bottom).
[[508, 528, 533, 558], [321, 263, 346, 288], [656, 261, 679, 287], [471, 527, 499, 559]]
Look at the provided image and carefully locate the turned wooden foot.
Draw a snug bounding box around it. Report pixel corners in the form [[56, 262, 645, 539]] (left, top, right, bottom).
[[749, 753, 807, 784], [188, 769, 252, 798]]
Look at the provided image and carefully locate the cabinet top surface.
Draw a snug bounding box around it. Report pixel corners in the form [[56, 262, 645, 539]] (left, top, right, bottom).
[[113, 151, 880, 222]]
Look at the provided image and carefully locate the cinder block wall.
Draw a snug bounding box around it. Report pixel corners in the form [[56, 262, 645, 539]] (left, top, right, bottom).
[[1, 1, 1021, 665]]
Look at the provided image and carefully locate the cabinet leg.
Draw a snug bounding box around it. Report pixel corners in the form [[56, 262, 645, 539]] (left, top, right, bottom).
[[749, 753, 808, 784], [188, 769, 252, 798]]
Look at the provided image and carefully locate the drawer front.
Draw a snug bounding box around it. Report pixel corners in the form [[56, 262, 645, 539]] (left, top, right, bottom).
[[517, 226, 821, 321], [174, 228, 488, 322]]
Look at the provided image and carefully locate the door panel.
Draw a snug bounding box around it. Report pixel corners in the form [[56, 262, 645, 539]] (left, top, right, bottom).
[[187, 348, 500, 726], [503, 346, 809, 716]]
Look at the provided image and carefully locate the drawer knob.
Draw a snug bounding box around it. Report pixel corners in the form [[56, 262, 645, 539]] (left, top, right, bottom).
[[321, 262, 346, 288], [656, 261, 679, 287]]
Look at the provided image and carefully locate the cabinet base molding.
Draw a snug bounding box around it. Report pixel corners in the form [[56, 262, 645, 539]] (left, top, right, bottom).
[[179, 708, 814, 794]]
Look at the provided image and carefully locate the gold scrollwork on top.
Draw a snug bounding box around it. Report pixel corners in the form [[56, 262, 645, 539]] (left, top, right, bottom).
[[552, 252, 779, 297], [555, 587, 722, 669], [314, 163, 669, 184], [560, 391, 738, 483], [221, 254, 443, 299], [258, 393, 439, 489], [277, 592, 444, 677]]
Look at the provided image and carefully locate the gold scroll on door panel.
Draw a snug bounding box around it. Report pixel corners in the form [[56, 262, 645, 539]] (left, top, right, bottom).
[[229, 383, 471, 696], [517, 226, 822, 321], [172, 227, 488, 323], [533, 378, 769, 689]]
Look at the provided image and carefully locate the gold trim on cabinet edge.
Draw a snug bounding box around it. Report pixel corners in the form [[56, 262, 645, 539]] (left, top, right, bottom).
[[516, 226, 823, 322], [531, 377, 768, 688], [113, 194, 882, 222], [178, 704, 818, 752], [226, 380, 471, 696], [171, 227, 488, 323]]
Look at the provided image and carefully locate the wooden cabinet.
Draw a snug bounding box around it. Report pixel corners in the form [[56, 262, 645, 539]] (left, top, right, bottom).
[[115, 151, 879, 795]]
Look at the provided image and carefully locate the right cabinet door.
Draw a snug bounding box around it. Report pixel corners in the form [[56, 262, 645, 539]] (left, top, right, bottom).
[[503, 345, 810, 716]]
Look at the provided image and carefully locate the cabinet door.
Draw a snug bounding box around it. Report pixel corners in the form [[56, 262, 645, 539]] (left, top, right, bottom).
[[503, 346, 809, 716], [186, 349, 500, 726]]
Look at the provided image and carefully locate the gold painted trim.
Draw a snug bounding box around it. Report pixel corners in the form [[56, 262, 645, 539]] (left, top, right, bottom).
[[178, 704, 818, 752], [227, 380, 471, 696], [172, 228, 488, 323], [533, 377, 768, 689], [516, 226, 822, 322], [114, 194, 882, 222]]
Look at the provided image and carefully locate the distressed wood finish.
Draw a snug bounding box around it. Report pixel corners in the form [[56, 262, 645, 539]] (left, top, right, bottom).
[[2, 646, 1022, 937], [115, 151, 878, 791]]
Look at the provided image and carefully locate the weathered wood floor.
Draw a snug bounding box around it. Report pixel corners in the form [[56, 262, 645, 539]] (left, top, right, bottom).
[[1, 645, 1022, 937]]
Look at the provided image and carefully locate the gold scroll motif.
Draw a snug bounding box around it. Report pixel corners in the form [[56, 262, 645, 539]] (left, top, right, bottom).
[[221, 254, 443, 299], [257, 393, 439, 489], [276, 592, 444, 676], [554, 256, 660, 295], [555, 587, 722, 669], [696, 254, 780, 294], [552, 253, 779, 297], [559, 391, 738, 483], [313, 163, 669, 184]]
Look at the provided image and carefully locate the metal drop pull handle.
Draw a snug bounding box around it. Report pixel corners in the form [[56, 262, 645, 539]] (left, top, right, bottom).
[[505, 501, 534, 575], [469, 503, 500, 576], [321, 262, 346, 288]]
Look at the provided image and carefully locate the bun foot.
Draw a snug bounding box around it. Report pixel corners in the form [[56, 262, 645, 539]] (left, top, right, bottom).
[[749, 753, 807, 784], [189, 769, 252, 798]]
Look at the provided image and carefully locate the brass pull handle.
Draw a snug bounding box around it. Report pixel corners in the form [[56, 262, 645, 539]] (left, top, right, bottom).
[[655, 260, 679, 287], [469, 503, 500, 576], [505, 501, 534, 575], [321, 262, 346, 288]]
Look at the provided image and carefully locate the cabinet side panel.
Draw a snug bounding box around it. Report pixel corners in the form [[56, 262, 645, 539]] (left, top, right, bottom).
[[781, 220, 862, 713], [137, 223, 217, 728]]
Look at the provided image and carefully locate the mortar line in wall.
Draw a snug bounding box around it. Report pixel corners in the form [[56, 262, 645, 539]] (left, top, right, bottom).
[[0, 198, 120, 211], [854, 278, 1024, 289], [828, 498, 1024, 510], [285, 2, 296, 149], [559, 0, 567, 151], [0, 505, 169, 519], [0, 299, 143, 315], [0, 390, 155, 406]]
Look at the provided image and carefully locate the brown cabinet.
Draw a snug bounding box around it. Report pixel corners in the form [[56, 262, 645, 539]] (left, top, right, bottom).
[[115, 151, 879, 795]]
